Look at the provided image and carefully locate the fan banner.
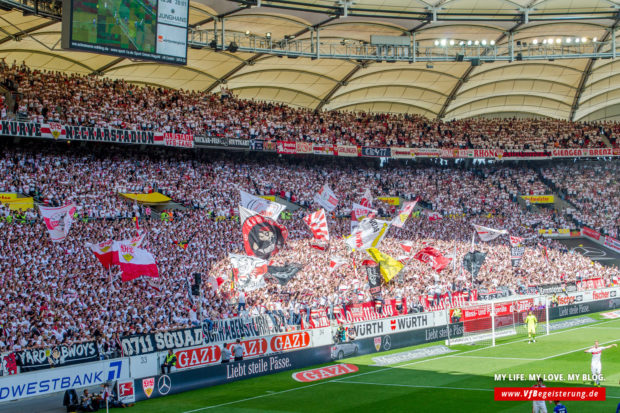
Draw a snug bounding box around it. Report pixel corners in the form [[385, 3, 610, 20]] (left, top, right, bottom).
[[391, 200, 417, 228], [39, 203, 76, 242], [268, 264, 302, 285], [117, 245, 159, 282], [229, 254, 269, 292], [414, 247, 452, 273], [511, 246, 525, 268], [241, 206, 288, 260], [313, 184, 339, 212], [428, 211, 442, 221], [366, 248, 404, 283], [345, 217, 391, 251], [462, 251, 487, 278], [509, 235, 524, 247], [239, 190, 286, 220], [472, 224, 507, 242], [303, 209, 330, 242]]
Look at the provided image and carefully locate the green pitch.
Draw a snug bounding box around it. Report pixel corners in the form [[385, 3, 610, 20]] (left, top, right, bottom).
[[129, 312, 620, 412]]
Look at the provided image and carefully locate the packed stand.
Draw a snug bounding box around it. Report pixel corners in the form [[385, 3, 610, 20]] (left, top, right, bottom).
[[2, 60, 616, 150]]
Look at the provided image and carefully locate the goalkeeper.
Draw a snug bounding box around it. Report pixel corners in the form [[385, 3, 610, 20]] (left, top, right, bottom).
[[525, 311, 538, 343]]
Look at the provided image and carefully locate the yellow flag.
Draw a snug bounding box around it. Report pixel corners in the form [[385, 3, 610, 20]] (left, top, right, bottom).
[[366, 248, 404, 283]]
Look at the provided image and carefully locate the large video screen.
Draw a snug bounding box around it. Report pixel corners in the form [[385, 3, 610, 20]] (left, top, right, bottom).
[[61, 0, 188, 65]]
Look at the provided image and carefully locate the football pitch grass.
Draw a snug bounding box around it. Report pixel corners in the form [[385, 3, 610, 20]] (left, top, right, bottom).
[[130, 311, 620, 412]]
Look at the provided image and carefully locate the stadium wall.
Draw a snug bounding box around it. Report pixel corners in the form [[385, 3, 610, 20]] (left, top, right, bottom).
[[3, 120, 620, 160]]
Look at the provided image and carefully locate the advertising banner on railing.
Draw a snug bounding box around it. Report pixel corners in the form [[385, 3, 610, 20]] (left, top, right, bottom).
[[361, 147, 391, 157], [163, 133, 193, 148], [605, 236, 620, 253], [521, 195, 555, 204], [0, 359, 129, 402]]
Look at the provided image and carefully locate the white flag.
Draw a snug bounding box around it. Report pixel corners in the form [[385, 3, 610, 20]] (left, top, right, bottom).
[[303, 209, 330, 242], [345, 217, 391, 251], [313, 184, 338, 212], [229, 253, 269, 292], [239, 190, 286, 220], [473, 224, 508, 242], [39, 203, 76, 242]]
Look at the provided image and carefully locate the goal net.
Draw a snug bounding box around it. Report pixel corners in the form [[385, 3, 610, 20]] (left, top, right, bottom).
[[446, 296, 548, 347]]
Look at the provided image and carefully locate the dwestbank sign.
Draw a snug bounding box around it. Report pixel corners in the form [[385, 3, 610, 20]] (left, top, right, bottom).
[[6, 120, 620, 159]]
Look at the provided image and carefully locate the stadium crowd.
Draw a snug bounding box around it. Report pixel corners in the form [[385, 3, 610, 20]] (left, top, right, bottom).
[[4, 60, 619, 150], [0, 140, 618, 357]]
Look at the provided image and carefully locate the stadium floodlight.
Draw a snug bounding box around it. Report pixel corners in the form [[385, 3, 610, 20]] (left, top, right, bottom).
[[440, 39, 447, 46], [474, 40, 480, 45], [566, 38, 571, 43], [481, 39, 487, 46], [593, 37, 598, 42], [532, 39, 538, 45], [266, 32, 271, 38], [434, 40, 440, 46], [245, 30, 250, 36], [555, 38, 561, 44], [490, 40, 495, 46], [459, 41, 464, 46], [581, 37, 587, 43], [548, 38, 554, 44], [575, 37, 580, 43], [449, 40, 455, 46], [467, 40, 472, 46], [542, 39, 547, 44]]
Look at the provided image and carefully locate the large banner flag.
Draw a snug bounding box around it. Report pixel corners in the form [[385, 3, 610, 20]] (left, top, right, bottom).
[[414, 247, 452, 273], [345, 217, 390, 251], [350, 202, 377, 230], [239, 190, 286, 220], [268, 264, 302, 285], [462, 251, 487, 279], [240, 206, 288, 260], [86, 239, 114, 269], [366, 248, 404, 283], [303, 209, 330, 242], [391, 200, 417, 228], [329, 256, 348, 272], [229, 253, 268, 292], [313, 184, 338, 212], [39, 203, 76, 242], [117, 245, 159, 282], [472, 224, 508, 242], [111, 232, 148, 265]]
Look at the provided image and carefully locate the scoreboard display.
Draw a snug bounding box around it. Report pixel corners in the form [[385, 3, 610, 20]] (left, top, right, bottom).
[[61, 0, 188, 65]]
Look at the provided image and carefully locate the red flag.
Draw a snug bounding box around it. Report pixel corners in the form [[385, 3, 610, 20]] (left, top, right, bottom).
[[414, 247, 451, 272]]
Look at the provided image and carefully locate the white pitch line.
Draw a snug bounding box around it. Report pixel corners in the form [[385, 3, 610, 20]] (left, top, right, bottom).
[[453, 355, 540, 361], [540, 339, 619, 360], [181, 318, 620, 412], [333, 380, 493, 393]]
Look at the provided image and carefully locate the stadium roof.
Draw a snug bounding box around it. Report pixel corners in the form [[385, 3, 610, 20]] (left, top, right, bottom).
[[2, 0, 620, 121]]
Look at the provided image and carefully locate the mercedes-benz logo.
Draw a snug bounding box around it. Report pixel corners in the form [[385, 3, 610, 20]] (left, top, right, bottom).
[[383, 335, 392, 351], [158, 375, 171, 395]]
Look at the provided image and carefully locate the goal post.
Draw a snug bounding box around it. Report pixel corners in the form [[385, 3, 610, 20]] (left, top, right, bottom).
[[445, 295, 549, 347]]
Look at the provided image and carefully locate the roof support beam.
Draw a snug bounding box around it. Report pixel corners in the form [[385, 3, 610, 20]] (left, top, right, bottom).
[[204, 53, 264, 93], [0, 20, 55, 45], [315, 62, 365, 112], [570, 17, 620, 121]]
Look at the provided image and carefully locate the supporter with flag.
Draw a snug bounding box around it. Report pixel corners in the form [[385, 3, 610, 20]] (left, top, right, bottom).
[[303, 209, 330, 249], [239, 189, 286, 220], [117, 245, 159, 282], [313, 184, 338, 212]]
